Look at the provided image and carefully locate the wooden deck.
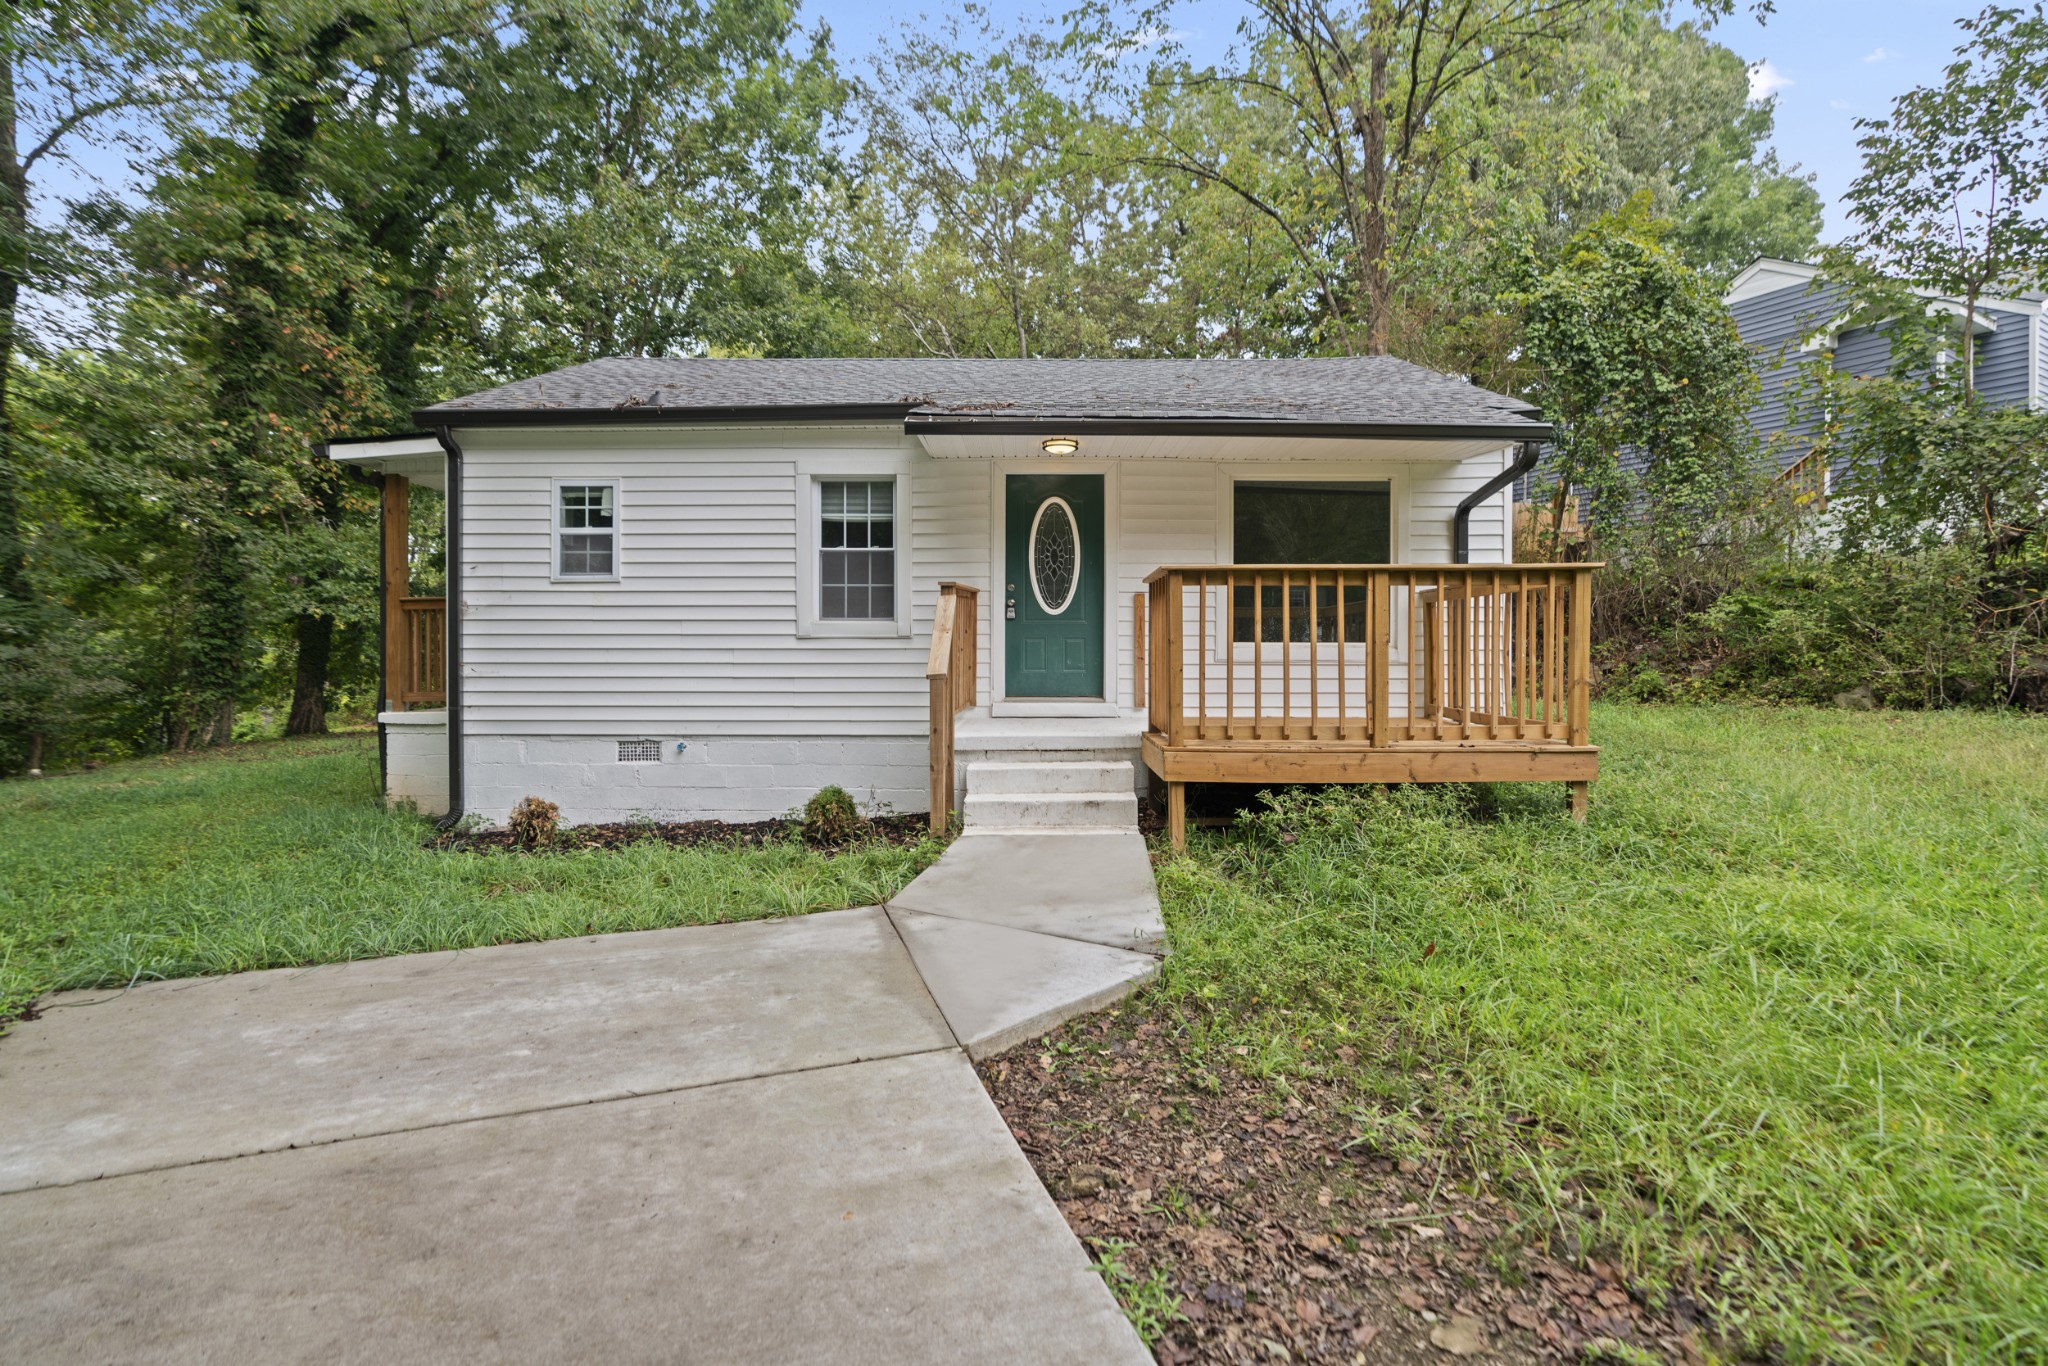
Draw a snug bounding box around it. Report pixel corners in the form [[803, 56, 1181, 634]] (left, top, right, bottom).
[[1142, 564, 1599, 847]]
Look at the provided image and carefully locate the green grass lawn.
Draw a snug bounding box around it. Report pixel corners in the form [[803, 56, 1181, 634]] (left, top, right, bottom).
[[1153, 703, 2047, 1363], [0, 733, 941, 1024]]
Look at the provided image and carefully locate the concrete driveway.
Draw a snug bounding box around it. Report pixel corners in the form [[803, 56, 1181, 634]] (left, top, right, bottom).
[[0, 834, 1166, 1364]]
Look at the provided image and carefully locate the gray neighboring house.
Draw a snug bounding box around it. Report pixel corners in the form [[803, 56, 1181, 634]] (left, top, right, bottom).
[[1725, 257, 2048, 501]]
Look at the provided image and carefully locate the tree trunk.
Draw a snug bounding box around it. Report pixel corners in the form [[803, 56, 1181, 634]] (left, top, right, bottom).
[[1360, 23, 1392, 356], [0, 45, 31, 611], [285, 610, 332, 734]]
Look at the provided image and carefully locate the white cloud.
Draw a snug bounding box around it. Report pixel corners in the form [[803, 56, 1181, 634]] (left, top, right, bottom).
[[1748, 58, 1793, 102], [1864, 47, 1894, 62], [1102, 24, 1189, 57], [1830, 99, 1854, 111]]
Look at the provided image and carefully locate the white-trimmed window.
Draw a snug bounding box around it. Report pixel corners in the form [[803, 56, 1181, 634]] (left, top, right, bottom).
[[554, 481, 618, 580], [818, 479, 896, 620]]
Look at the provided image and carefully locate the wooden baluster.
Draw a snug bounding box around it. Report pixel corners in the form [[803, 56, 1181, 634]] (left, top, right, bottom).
[[1167, 571, 1187, 747], [1335, 572, 1348, 740], [1376, 573, 1392, 753], [1252, 571, 1264, 740], [1550, 571, 1565, 739], [1133, 591, 1146, 711], [1225, 571, 1238, 740], [1307, 570, 1319, 739], [1489, 568, 1502, 739], [1569, 568, 1591, 747], [1280, 571, 1293, 740], [1516, 571, 1530, 740]]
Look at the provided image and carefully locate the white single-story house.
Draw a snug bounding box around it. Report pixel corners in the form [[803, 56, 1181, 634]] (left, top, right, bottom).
[[330, 357, 1598, 847]]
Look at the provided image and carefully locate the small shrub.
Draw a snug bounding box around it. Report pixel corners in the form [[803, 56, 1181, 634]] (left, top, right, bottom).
[[507, 795, 560, 848], [802, 785, 863, 846]]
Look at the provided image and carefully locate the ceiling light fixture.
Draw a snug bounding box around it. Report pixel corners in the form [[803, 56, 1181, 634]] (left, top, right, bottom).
[[1040, 436, 1080, 455]]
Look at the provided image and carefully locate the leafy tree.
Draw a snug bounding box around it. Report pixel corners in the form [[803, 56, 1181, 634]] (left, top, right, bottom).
[[846, 5, 1180, 358], [467, 0, 853, 370], [0, 1, 191, 766], [1512, 197, 1757, 553], [1840, 2, 2048, 392]]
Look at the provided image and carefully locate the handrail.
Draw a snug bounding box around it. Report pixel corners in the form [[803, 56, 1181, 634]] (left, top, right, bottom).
[[1144, 564, 1596, 748], [926, 583, 980, 834], [395, 597, 447, 706]]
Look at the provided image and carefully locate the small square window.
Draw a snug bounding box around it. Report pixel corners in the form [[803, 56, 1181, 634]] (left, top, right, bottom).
[[557, 483, 618, 579], [818, 480, 896, 621]]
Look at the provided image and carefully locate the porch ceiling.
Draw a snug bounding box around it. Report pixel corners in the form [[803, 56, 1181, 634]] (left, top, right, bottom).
[[326, 435, 447, 491], [911, 430, 1517, 462]]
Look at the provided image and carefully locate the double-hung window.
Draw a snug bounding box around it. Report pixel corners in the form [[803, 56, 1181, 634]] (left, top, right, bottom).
[[818, 480, 895, 621], [556, 482, 618, 580], [1230, 479, 1389, 642]]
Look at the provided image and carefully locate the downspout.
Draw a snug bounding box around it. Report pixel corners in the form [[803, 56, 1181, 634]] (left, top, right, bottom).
[[1454, 440, 1544, 564], [431, 426, 465, 830]]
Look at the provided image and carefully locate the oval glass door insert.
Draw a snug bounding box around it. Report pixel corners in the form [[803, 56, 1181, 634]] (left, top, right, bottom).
[[1028, 496, 1080, 614]]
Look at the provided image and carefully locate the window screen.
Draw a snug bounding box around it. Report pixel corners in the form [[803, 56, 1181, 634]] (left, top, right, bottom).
[[558, 484, 616, 578], [1231, 481, 1390, 642], [819, 480, 895, 620]]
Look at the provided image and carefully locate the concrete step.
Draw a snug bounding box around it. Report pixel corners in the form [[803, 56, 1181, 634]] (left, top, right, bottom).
[[965, 760, 1134, 796], [962, 791, 1139, 831]]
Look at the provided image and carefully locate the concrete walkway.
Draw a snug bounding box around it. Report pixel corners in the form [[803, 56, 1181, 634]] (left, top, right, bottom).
[[0, 832, 1165, 1364]]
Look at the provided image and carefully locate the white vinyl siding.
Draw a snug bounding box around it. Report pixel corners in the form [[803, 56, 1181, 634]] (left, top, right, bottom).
[[455, 427, 1513, 740]]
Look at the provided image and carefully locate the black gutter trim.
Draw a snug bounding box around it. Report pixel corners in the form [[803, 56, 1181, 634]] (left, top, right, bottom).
[[430, 427, 465, 831], [907, 416, 1550, 440], [327, 429, 440, 448], [411, 404, 1550, 442], [412, 403, 913, 428], [1454, 440, 1545, 564]]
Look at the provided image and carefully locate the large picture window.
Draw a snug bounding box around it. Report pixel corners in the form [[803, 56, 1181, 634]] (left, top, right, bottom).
[[1230, 480, 1390, 642], [819, 480, 895, 620], [556, 482, 617, 579]]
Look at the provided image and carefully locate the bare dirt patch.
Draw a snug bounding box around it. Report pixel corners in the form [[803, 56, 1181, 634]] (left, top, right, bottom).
[[982, 1006, 1718, 1364]]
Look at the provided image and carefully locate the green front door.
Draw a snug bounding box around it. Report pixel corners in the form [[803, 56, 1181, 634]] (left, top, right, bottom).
[[1005, 474, 1104, 698]]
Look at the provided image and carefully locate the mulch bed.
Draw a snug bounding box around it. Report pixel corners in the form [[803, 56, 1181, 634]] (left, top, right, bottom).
[[981, 1006, 1719, 1365], [430, 813, 935, 854]]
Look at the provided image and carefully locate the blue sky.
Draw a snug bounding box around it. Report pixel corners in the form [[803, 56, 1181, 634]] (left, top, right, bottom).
[[36, 1, 1989, 246]]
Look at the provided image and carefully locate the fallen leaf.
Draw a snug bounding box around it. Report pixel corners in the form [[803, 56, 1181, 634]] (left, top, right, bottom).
[[1504, 1303, 1542, 1330], [1428, 1315, 1487, 1356]]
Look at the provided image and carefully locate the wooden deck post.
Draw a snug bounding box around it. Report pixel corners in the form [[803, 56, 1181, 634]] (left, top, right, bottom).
[[1568, 781, 1589, 822], [1167, 780, 1186, 852], [1132, 591, 1147, 710], [380, 475, 410, 713]]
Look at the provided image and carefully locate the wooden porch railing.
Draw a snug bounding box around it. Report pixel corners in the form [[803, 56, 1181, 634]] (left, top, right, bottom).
[[394, 597, 447, 706], [926, 582, 980, 834], [1145, 565, 1594, 746]]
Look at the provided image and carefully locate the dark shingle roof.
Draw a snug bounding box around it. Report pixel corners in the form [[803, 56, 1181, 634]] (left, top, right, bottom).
[[415, 357, 1545, 438]]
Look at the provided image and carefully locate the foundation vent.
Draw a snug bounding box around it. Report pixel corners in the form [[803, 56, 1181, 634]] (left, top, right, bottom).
[[617, 739, 662, 764]]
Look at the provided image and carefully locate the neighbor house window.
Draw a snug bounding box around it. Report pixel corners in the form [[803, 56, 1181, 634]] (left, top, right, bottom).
[[819, 480, 895, 620], [556, 482, 617, 579], [1231, 480, 1390, 642]]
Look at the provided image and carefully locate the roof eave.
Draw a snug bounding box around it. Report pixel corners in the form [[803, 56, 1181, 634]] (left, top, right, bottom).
[[905, 414, 1549, 440], [412, 403, 1549, 443]]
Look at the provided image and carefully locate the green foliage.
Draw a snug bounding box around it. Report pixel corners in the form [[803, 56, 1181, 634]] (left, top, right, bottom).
[[1693, 546, 2037, 708], [1152, 703, 2048, 1361], [1085, 1238, 1186, 1344], [801, 784, 863, 846], [0, 735, 944, 1024], [1840, 2, 2048, 384], [1512, 198, 1758, 536]]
